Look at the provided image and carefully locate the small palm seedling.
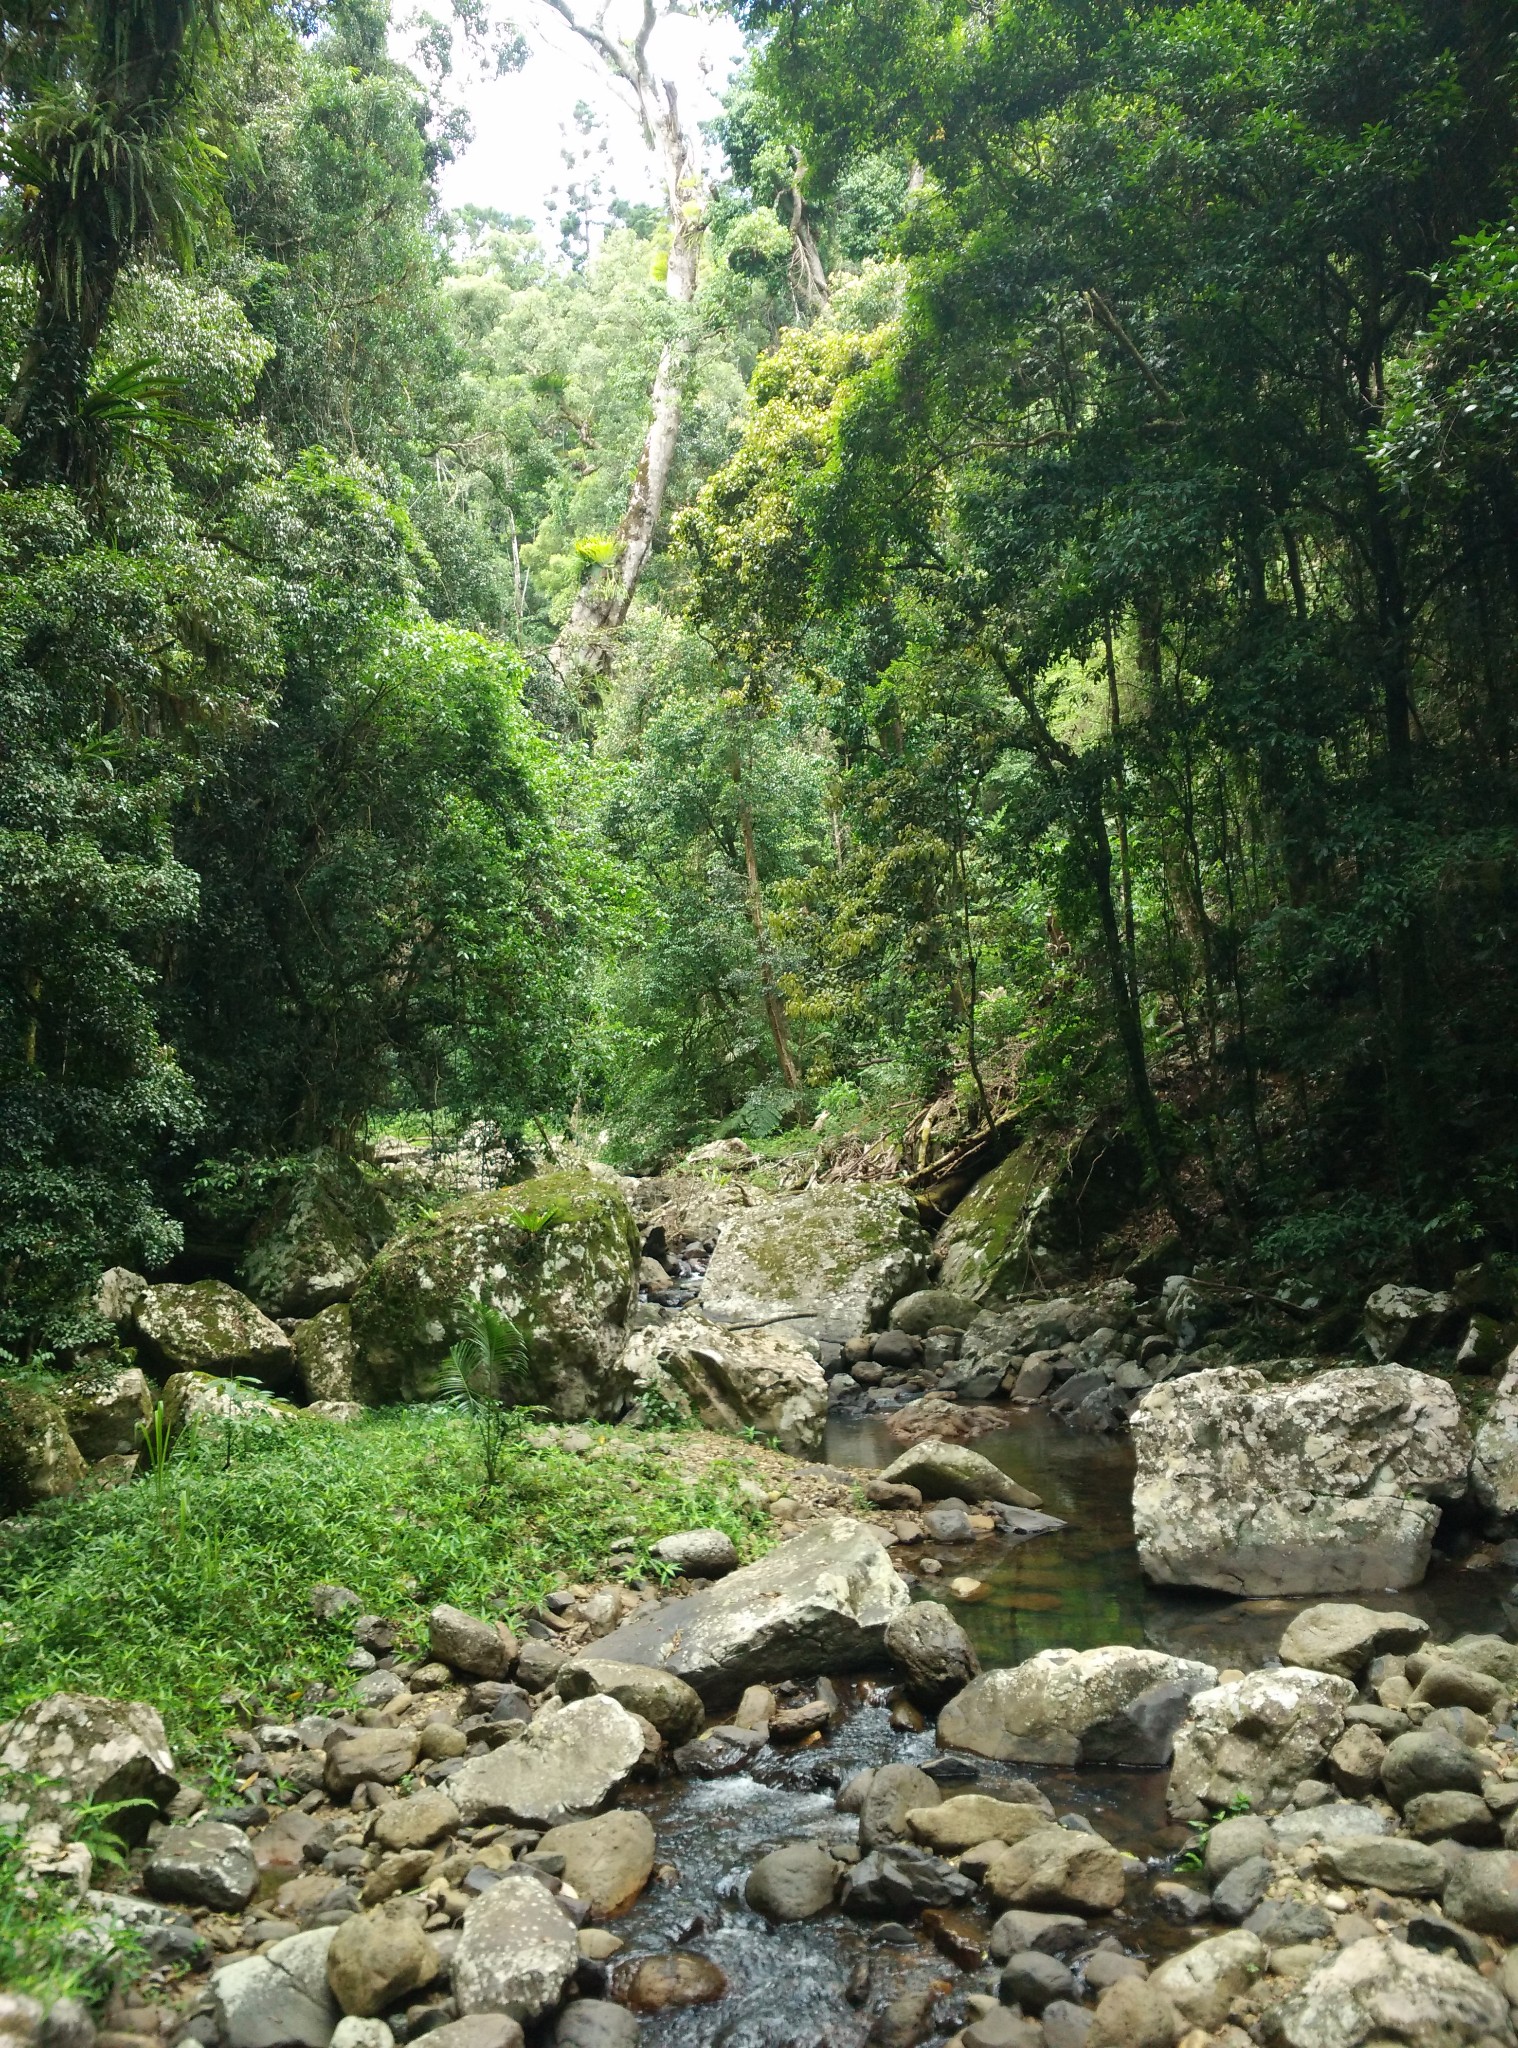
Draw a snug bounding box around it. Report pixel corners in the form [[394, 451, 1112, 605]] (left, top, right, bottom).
[[136, 1400, 175, 1484], [439, 1300, 535, 1490]]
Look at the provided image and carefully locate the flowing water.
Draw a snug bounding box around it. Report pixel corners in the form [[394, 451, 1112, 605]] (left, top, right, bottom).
[[608, 1408, 1518, 2045]]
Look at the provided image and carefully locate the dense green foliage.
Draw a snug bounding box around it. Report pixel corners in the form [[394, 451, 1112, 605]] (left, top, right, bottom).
[[4, 0, 1518, 1347]]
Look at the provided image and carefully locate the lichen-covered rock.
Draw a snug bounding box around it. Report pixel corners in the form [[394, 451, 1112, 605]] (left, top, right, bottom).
[[0, 1693, 177, 1837], [241, 1150, 396, 1317], [1261, 1933, 1514, 2046], [448, 1695, 645, 1826], [590, 1517, 911, 1702], [1364, 1284, 1460, 1364], [1168, 1667, 1356, 1820], [622, 1311, 827, 1454], [934, 1126, 1144, 1300], [60, 1361, 153, 1461], [348, 1171, 639, 1416], [1132, 1365, 1471, 1595], [0, 1382, 86, 1513], [293, 1305, 359, 1406], [1472, 1349, 1518, 1520], [699, 1182, 931, 1345], [133, 1281, 296, 1392], [93, 1266, 148, 1326], [939, 1647, 1216, 1767], [1149, 1931, 1266, 2033], [161, 1372, 295, 1434]]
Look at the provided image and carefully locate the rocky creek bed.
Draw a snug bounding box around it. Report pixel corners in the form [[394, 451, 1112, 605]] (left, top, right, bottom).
[[13, 1412, 1518, 2048]]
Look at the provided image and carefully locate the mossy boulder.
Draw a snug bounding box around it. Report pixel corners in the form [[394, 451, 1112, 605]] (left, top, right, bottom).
[[61, 1358, 154, 1460], [294, 1303, 359, 1404], [935, 1122, 1145, 1300], [623, 1311, 828, 1454], [699, 1182, 932, 1346], [348, 1169, 641, 1416], [133, 1280, 297, 1392], [240, 1150, 397, 1318], [161, 1371, 296, 1434], [0, 1382, 88, 1515]]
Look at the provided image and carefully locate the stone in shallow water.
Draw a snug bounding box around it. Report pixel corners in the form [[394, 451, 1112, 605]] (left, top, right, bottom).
[[589, 1518, 909, 1703], [613, 1952, 727, 2013], [744, 1840, 839, 1921], [999, 1951, 1076, 2012], [983, 1827, 1126, 1913], [1131, 1364, 1469, 1595], [940, 1645, 1215, 1768], [877, 1438, 1042, 1509]]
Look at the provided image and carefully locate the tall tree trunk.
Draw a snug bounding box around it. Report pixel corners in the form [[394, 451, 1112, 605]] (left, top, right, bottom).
[[545, 2, 709, 686], [731, 758, 801, 1092], [5, 0, 202, 485]]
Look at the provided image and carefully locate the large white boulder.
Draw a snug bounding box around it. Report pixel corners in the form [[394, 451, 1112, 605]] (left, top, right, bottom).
[[447, 1695, 644, 1827], [348, 1170, 639, 1416], [622, 1311, 827, 1455], [938, 1646, 1216, 1767], [1168, 1667, 1356, 1820], [1131, 1364, 1471, 1595], [589, 1516, 911, 1703], [0, 1693, 177, 1837], [699, 1183, 931, 1345], [1261, 1933, 1514, 2046], [1473, 1347, 1518, 1519]]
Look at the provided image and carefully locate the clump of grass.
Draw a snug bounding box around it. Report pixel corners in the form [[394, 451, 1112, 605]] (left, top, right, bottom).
[[0, 1814, 138, 2001], [0, 1409, 768, 1770]]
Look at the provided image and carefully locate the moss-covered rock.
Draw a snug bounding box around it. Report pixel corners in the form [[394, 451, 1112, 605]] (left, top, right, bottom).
[[133, 1280, 297, 1391], [622, 1311, 828, 1454], [240, 1150, 397, 1317], [935, 1123, 1145, 1299], [161, 1371, 296, 1434], [0, 1382, 87, 1515], [348, 1169, 640, 1416], [61, 1357, 154, 1460], [294, 1303, 358, 1403], [699, 1182, 932, 1344]]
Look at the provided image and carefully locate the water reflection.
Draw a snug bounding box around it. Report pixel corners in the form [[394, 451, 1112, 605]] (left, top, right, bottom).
[[825, 1407, 1518, 1674]]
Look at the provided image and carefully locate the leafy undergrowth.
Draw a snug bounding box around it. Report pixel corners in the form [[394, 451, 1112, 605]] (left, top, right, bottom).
[[0, 1409, 770, 1777]]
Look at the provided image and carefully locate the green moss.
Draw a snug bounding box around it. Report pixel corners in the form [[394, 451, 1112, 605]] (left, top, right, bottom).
[[350, 1169, 640, 1406]]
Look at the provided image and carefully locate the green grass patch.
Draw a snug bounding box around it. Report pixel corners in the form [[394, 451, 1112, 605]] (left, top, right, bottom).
[[0, 1409, 769, 1773], [0, 1820, 136, 2002]]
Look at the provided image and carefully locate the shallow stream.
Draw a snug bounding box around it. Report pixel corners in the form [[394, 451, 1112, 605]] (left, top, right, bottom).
[[608, 1409, 1518, 2045]]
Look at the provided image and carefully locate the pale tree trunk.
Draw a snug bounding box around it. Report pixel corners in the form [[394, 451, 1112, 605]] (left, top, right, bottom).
[[784, 154, 829, 318], [543, 1, 709, 685], [731, 755, 802, 1092]]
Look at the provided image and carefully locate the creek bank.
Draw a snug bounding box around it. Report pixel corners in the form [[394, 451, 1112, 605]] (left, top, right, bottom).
[[19, 1494, 1518, 2048]]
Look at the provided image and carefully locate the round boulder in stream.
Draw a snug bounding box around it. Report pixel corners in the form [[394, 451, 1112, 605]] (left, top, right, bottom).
[[885, 1601, 980, 1707], [877, 1438, 1043, 1509], [744, 1839, 840, 1921], [938, 1645, 1216, 1767], [614, 1952, 727, 2013]]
